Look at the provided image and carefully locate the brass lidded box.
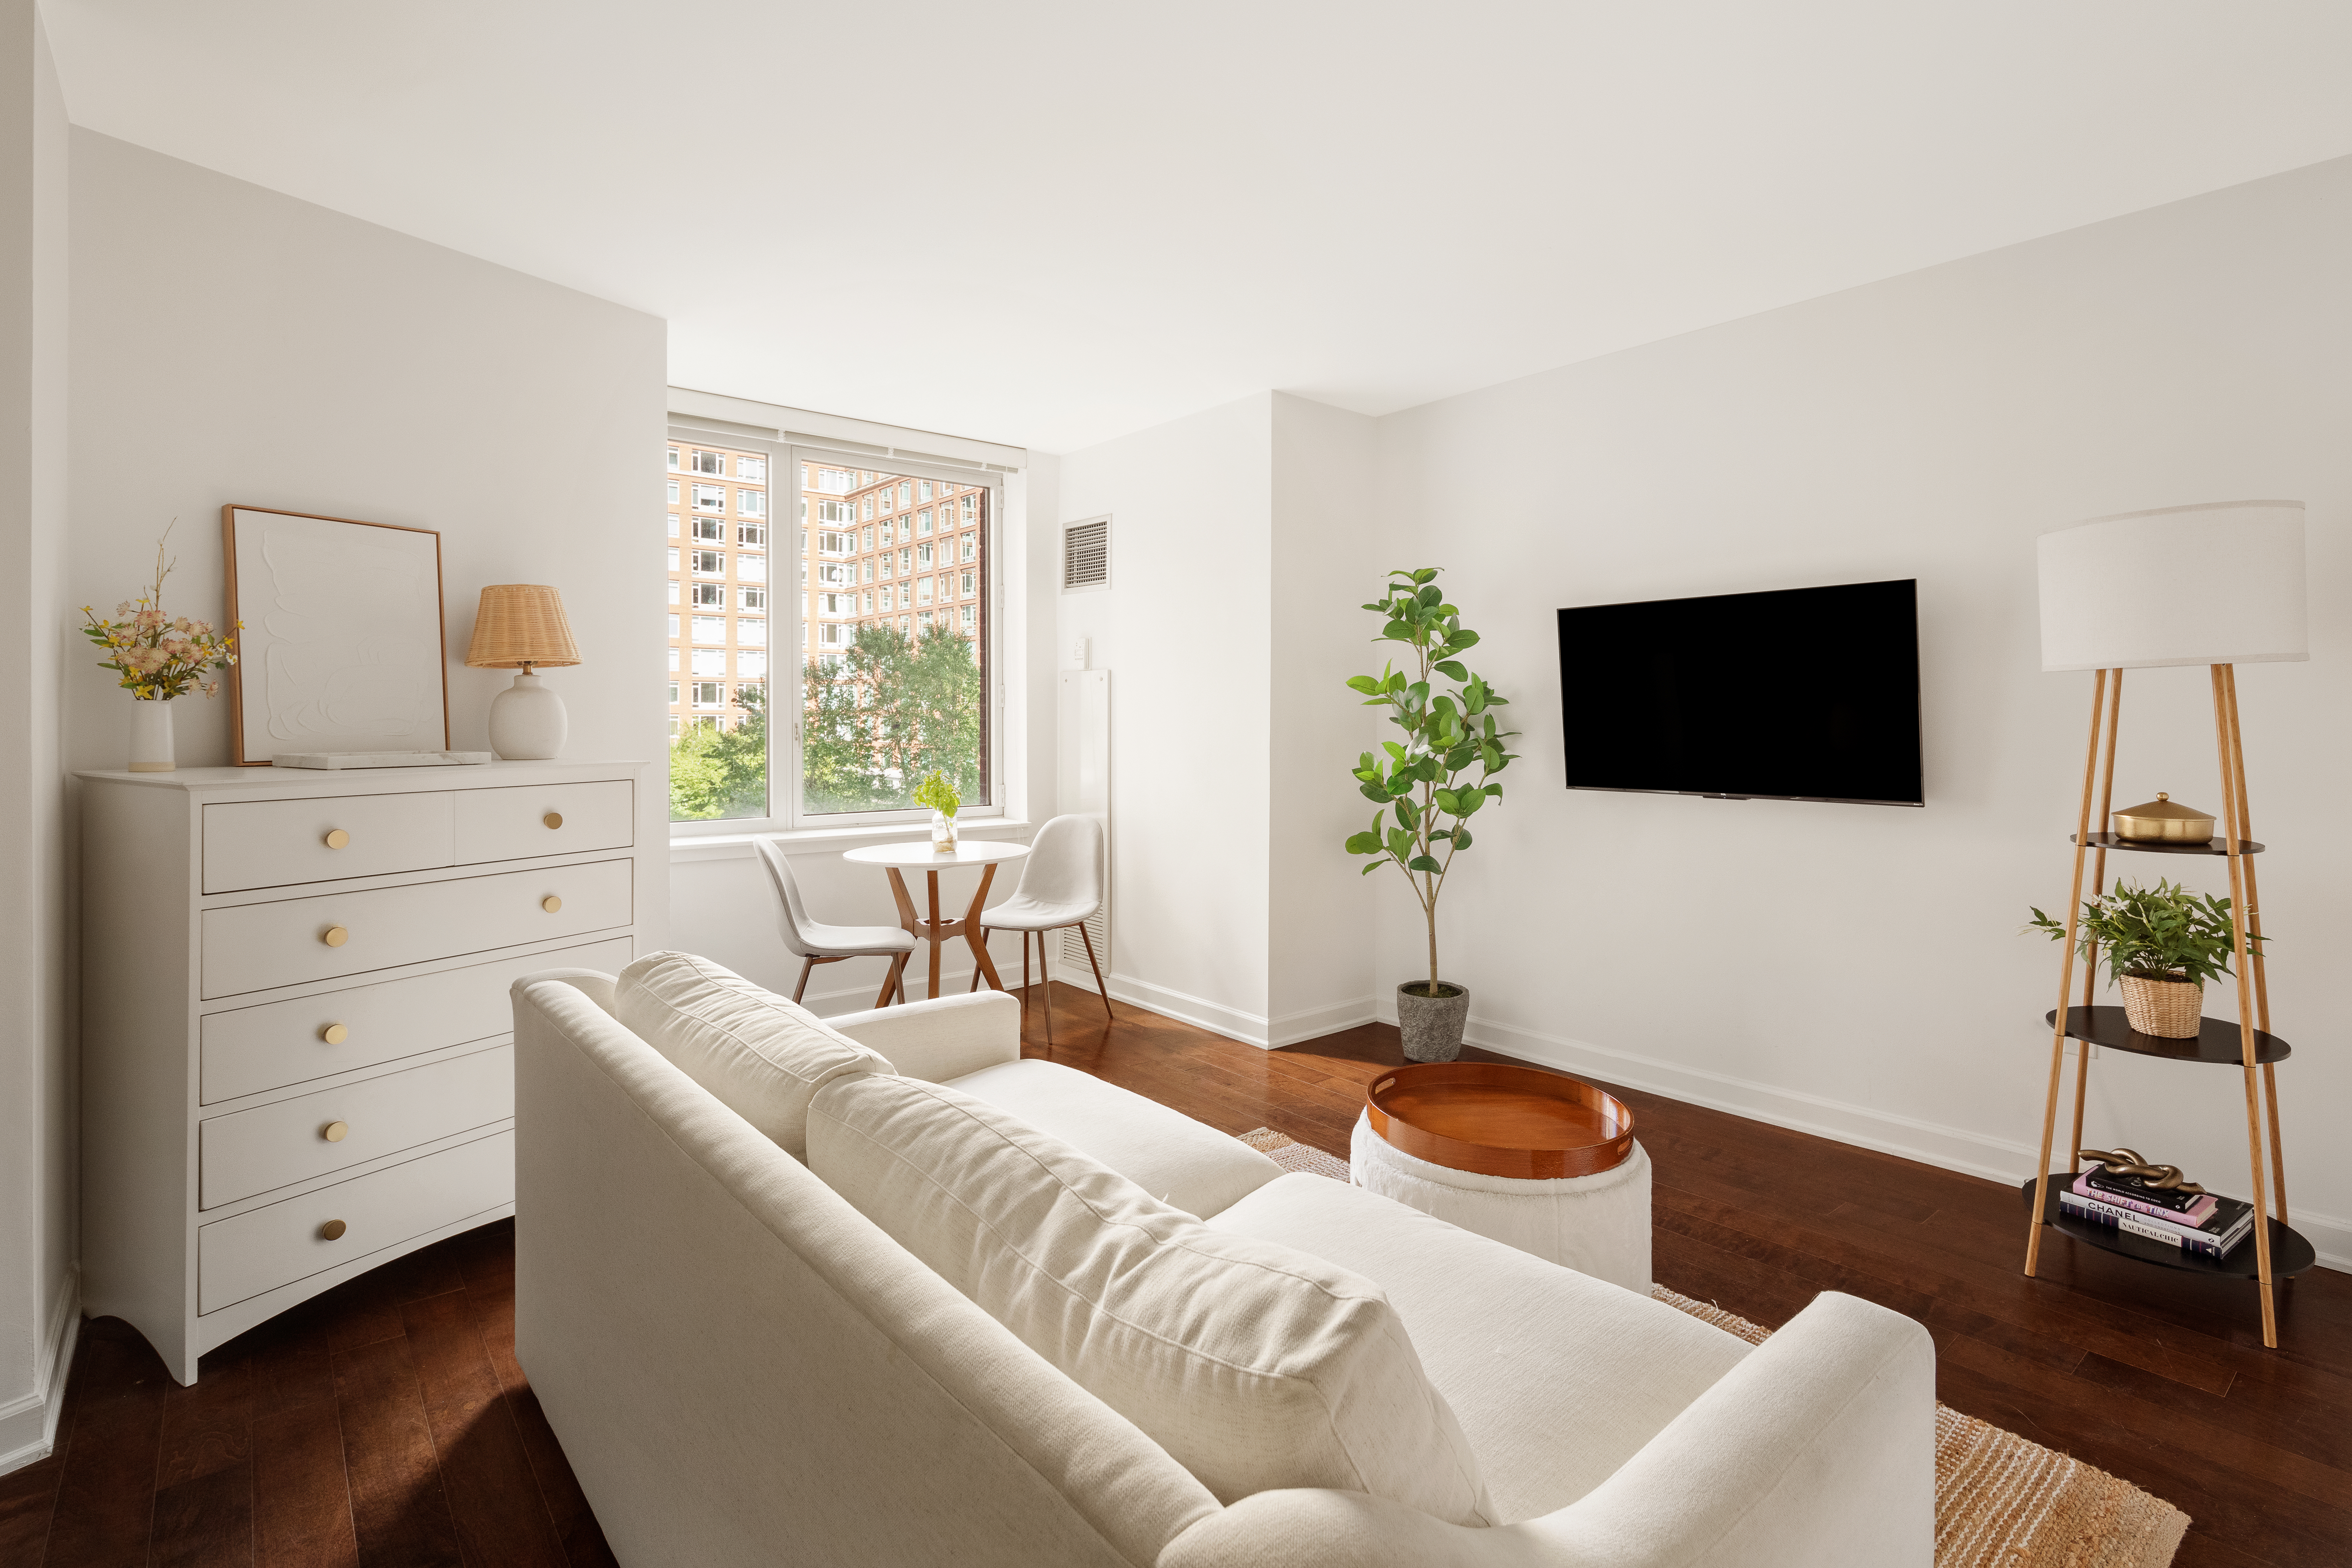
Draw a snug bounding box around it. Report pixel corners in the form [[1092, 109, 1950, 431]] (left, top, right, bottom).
[[2113, 792, 2216, 844]]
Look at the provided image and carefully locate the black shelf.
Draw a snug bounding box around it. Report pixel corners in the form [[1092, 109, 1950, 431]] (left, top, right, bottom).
[[2070, 832, 2263, 856], [2044, 1006, 2289, 1065], [2023, 1176, 2316, 1279]]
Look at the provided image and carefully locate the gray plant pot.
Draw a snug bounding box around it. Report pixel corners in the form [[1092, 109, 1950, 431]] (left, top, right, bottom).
[[1396, 981, 1470, 1063]]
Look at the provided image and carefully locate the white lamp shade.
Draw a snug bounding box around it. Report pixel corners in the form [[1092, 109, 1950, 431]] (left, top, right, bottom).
[[2037, 500, 2308, 672]]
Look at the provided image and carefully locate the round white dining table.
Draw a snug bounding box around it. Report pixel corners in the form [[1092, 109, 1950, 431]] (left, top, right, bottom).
[[840, 840, 1031, 1000]]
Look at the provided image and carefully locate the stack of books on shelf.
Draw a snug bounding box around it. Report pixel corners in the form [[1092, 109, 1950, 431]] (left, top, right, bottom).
[[2060, 1167, 2255, 1260]]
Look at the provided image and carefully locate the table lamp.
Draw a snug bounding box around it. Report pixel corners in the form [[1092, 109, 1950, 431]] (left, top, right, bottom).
[[465, 584, 581, 760]]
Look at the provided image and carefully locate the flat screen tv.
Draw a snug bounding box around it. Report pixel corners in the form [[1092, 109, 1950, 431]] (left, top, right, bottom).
[[1556, 579, 1922, 806]]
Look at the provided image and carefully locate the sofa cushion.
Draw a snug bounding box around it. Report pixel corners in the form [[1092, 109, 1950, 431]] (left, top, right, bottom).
[[941, 1059, 1283, 1219], [614, 951, 894, 1159], [805, 1072, 1493, 1526], [1204, 1172, 1751, 1524]]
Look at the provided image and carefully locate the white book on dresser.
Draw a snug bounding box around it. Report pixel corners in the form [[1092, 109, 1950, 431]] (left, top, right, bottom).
[[78, 758, 654, 1384]]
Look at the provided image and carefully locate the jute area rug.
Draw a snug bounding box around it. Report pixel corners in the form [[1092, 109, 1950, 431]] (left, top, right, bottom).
[[1238, 1128, 2191, 1568]]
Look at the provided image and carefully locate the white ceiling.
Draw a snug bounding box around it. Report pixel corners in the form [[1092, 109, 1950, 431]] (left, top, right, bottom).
[[43, 2, 2352, 454]]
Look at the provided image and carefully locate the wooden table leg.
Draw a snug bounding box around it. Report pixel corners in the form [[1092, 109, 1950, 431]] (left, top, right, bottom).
[[924, 870, 943, 998], [961, 863, 1004, 990]]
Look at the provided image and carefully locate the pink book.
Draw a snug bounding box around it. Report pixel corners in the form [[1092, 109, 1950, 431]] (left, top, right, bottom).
[[2072, 1173, 2216, 1227]]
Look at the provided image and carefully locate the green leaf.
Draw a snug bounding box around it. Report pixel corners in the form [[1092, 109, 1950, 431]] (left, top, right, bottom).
[[1407, 854, 1444, 873], [1359, 783, 1388, 803], [1345, 675, 1382, 695], [1361, 862, 1382, 876], [1445, 629, 1482, 653], [1344, 831, 1382, 854], [1434, 660, 1467, 680], [1451, 827, 1472, 851], [1410, 568, 1438, 584]]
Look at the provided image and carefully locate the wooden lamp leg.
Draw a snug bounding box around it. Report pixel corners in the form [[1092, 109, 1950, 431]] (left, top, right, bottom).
[[2222, 666, 2289, 1227], [2213, 664, 2277, 1346], [2027, 668, 2108, 1278], [2069, 670, 2123, 1174]]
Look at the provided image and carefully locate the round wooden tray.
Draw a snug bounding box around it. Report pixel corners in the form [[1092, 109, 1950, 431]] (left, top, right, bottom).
[[1366, 1062, 1636, 1179]]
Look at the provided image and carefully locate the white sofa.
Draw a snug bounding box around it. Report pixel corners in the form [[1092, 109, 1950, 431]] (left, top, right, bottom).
[[510, 958, 1934, 1568]]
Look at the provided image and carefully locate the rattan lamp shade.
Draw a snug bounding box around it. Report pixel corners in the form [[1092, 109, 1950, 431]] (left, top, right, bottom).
[[2037, 501, 2308, 672], [465, 584, 581, 670]]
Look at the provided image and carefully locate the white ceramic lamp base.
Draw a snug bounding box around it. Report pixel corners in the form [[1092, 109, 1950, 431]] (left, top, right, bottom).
[[488, 671, 566, 761]]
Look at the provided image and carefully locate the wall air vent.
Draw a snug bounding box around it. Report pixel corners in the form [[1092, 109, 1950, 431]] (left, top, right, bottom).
[[1063, 516, 1111, 592]]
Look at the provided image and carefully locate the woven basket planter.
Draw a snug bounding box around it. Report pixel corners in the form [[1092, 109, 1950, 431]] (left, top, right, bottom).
[[2120, 973, 2204, 1038]]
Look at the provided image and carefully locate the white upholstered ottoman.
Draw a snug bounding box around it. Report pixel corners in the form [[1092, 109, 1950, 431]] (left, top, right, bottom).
[[1350, 1108, 1652, 1294]]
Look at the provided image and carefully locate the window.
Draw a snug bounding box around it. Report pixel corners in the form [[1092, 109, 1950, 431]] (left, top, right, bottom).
[[666, 547, 679, 570], [667, 447, 680, 471], [668, 616, 679, 639], [668, 645, 679, 670], [667, 514, 679, 537], [666, 435, 996, 829], [668, 581, 680, 605], [668, 681, 679, 704], [667, 479, 680, 503]]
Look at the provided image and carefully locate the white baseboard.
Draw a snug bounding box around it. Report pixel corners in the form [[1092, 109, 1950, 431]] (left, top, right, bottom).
[[0, 1266, 81, 1475], [1101, 971, 1275, 1047]]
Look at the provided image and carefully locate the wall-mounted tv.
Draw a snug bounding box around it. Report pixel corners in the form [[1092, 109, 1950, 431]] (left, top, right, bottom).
[[1556, 579, 1923, 807]]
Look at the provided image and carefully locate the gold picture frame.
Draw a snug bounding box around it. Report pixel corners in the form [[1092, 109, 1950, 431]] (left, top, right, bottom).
[[221, 505, 452, 766]]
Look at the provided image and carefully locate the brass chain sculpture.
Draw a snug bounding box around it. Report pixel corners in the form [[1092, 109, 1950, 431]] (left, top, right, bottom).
[[2078, 1147, 2206, 1195]]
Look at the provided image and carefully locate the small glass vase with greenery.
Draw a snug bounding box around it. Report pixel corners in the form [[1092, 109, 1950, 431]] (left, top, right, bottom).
[[913, 768, 961, 850], [1341, 567, 1519, 1061], [2026, 878, 2261, 1038]]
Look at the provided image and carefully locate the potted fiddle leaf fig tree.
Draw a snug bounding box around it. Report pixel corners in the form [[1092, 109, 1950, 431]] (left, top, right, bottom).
[[1343, 568, 1519, 1061]]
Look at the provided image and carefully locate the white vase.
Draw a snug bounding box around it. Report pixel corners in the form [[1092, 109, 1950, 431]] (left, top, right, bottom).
[[128, 698, 176, 773]]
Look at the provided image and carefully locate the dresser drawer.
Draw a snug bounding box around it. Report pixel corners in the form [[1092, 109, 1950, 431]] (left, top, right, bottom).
[[200, 935, 635, 1105], [200, 858, 634, 998], [203, 792, 454, 894], [199, 1043, 512, 1209], [198, 1130, 514, 1314], [454, 779, 634, 864]]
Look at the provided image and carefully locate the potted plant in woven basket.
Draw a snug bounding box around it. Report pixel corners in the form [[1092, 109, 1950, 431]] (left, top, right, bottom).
[[1342, 568, 1519, 1062], [2026, 878, 2259, 1038]]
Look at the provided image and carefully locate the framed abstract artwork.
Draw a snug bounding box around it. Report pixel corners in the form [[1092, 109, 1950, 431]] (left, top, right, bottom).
[[221, 505, 451, 765]]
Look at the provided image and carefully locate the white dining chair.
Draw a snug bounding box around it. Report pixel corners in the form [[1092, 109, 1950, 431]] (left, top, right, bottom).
[[755, 838, 916, 1008], [968, 813, 1110, 1041]]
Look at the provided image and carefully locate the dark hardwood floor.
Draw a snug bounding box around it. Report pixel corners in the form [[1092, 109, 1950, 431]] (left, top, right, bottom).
[[6, 981, 2345, 1566]]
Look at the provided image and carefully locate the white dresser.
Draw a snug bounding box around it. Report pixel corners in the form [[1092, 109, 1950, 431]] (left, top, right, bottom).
[[78, 759, 653, 1384]]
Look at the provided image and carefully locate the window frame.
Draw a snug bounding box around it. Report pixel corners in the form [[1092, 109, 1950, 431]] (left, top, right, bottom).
[[666, 424, 1007, 837]]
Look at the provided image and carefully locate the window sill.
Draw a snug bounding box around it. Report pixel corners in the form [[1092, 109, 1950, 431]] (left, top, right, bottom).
[[670, 819, 1034, 864]]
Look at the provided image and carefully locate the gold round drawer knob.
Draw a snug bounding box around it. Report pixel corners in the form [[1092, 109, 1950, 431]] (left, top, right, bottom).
[[323, 828, 350, 849], [321, 1120, 349, 1142], [320, 1023, 349, 1045], [541, 895, 563, 913], [542, 812, 564, 830], [320, 1219, 348, 1241], [321, 925, 349, 947]]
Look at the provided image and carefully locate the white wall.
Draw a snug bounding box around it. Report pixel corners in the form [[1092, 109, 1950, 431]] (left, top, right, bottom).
[[0, 0, 74, 1472], [1268, 393, 1378, 1042], [1057, 394, 1277, 1040], [1370, 154, 2352, 1267]]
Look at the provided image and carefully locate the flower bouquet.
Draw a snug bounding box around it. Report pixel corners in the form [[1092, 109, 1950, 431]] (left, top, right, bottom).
[[82, 528, 239, 770]]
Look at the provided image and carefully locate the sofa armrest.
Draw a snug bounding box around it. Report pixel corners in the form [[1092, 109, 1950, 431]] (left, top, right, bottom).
[[826, 990, 1022, 1082], [1156, 1292, 1932, 1568], [512, 968, 618, 1017], [1527, 1290, 1934, 1567]]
